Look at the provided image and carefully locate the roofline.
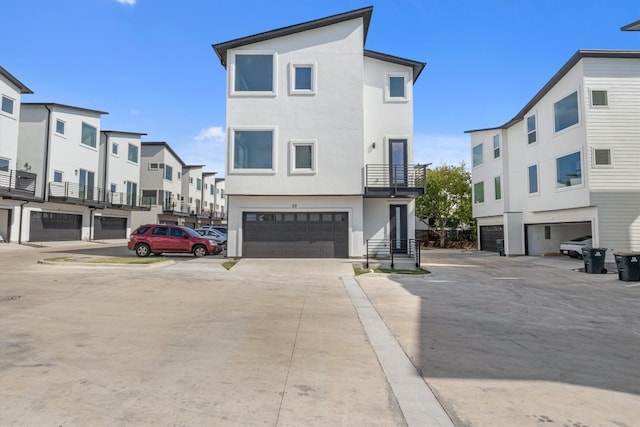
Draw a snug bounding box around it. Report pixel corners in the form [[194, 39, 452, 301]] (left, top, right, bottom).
[[621, 19, 640, 31], [465, 50, 640, 133], [101, 130, 147, 136], [141, 141, 186, 166], [464, 126, 503, 134], [364, 49, 426, 82], [212, 6, 373, 67], [0, 66, 33, 94], [202, 172, 218, 176], [22, 102, 108, 115], [184, 164, 206, 169]]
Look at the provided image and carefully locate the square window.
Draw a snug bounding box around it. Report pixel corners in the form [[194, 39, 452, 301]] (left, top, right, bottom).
[[110, 183, 117, 193], [494, 176, 501, 200], [0, 158, 10, 171], [472, 143, 483, 167], [554, 91, 579, 132], [289, 141, 316, 174], [389, 76, 405, 98], [527, 115, 537, 144], [493, 134, 500, 158], [295, 66, 312, 90], [112, 143, 119, 155], [1, 95, 14, 115], [594, 149, 611, 166], [528, 164, 538, 194], [591, 90, 608, 106], [81, 122, 97, 148], [234, 53, 274, 93], [295, 145, 312, 169], [53, 170, 63, 182], [128, 143, 138, 163], [386, 73, 409, 101], [556, 151, 582, 188], [233, 129, 274, 170], [474, 182, 484, 204], [56, 119, 65, 135]]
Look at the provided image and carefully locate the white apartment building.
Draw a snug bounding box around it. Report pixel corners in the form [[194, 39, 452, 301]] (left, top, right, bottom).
[[213, 6, 425, 258], [202, 172, 219, 221], [213, 177, 225, 222], [468, 50, 640, 259]]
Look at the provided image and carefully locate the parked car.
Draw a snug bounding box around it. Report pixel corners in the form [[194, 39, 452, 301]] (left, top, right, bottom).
[[128, 224, 219, 257], [195, 228, 227, 250], [199, 225, 227, 236], [560, 235, 592, 258]]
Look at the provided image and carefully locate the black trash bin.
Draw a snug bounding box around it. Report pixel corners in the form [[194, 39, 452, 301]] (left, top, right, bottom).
[[613, 252, 640, 282], [496, 239, 505, 256], [582, 248, 607, 274]]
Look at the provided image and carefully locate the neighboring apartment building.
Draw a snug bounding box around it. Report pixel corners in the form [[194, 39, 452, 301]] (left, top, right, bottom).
[[202, 172, 224, 222], [213, 177, 226, 221], [181, 164, 207, 228], [213, 6, 425, 258], [0, 66, 34, 242], [467, 50, 640, 259]]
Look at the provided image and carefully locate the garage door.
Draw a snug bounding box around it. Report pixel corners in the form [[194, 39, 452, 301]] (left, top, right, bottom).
[[94, 216, 127, 239], [243, 212, 348, 258], [479, 225, 504, 252], [29, 212, 82, 241]]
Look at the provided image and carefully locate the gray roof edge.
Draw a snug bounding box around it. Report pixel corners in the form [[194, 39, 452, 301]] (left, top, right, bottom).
[[0, 66, 33, 94], [141, 141, 186, 166], [364, 49, 426, 82], [22, 102, 108, 115], [212, 6, 374, 67], [621, 19, 640, 31], [101, 130, 147, 136], [466, 49, 640, 133]]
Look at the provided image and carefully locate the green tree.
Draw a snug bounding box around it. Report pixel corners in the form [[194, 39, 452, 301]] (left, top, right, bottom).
[[415, 163, 474, 247]]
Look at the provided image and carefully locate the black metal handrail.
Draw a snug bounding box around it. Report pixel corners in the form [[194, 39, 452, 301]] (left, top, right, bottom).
[[49, 181, 108, 203], [0, 169, 37, 196], [366, 238, 421, 268], [365, 164, 427, 189]]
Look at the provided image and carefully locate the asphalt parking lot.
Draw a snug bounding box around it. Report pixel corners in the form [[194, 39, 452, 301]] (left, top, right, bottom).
[[0, 242, 638, 426]]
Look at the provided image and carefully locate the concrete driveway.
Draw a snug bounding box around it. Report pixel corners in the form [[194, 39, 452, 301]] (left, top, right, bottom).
[[1, 243, 638, 426]]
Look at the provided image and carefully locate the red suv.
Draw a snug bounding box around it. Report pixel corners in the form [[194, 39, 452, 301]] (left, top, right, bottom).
[[128, 224, 218, 257]]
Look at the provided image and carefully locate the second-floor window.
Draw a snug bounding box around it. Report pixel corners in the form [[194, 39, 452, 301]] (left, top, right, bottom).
[[142, 190, 158, 206], [232, 129, 274, 170], [556, 151, 582, 188], [473, 182, 484, 204], [554, 91, 579, 132], [527, 115, 537, 144], [165, 165, 173, 181], [81, 122, 97, 148], [591, 90, 608, 106], [1, 95, 14, 115], [112, 143, 119, 156], [472, 143, 483, 167], [234, 53, 274, 93], [494, 176, 501, 200], [493, 134, 500, 158], [210, 185, 214, 195], [56, 119, 65, 135], [196, 178, 202, 191], [528, 164, 539, 194], [128, 143, 139, 163]]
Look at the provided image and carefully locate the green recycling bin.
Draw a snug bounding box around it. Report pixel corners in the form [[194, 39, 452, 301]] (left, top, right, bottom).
[[582, 248, 607, 274], [614, 252, 640, 282], [496, 239, 505, 256]]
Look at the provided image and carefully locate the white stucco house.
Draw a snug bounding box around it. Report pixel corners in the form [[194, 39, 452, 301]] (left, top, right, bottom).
[[212, 6, 426, 258], [467, 50, 640, 259], [0, 66, 34, 242]]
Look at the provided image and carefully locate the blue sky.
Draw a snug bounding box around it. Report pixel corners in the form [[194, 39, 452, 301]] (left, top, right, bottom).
[[1, 0, 638, 175]]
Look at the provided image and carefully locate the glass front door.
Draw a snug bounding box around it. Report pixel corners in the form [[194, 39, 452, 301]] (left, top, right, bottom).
[[390, 139, 407, 186], [390, 204, 407, 253]]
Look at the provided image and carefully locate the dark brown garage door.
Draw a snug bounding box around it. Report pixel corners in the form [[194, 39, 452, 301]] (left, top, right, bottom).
[[29, 211, 82, 241], [479, 225, 504, 252], [243, 212, 348, 258], [94, 216, 127, 240]]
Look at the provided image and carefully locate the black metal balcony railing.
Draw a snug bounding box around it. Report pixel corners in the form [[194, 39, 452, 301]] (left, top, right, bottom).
[[365, 164, 427, 197], [48, 181, 150, 209], [0, 169, 37, 197], [366, 239, 421, 268]]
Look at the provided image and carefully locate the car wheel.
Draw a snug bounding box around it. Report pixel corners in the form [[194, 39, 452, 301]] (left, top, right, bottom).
[[135, 243, 151, 257], [193, 245, 207, 257]]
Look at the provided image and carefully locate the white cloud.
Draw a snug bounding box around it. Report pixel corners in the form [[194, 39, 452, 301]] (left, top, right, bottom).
[[174, 126, 227, 176], [195, 126, 225, 143], [116, 0, 136, 5], [414, 133, 470, 169]]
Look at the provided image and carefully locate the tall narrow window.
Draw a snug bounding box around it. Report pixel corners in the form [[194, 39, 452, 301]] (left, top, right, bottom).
[[127, 143, 138, 163], [81, 122, 97, 148], [472, 144, 483, 167], [527, 115, 537, 144], [56, 119, 65, 135], [494, 176, 501, 200], [493, 134, 500, 158], [474, 182, 485, 204], [196, 178, 202, 191], [165, 165, 173, 181], [528, 164, 538, 194], [554, 92, 579, 132], [112, 143, 119, 155]]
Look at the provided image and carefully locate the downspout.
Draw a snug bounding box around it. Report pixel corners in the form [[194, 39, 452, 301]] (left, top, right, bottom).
[[43, 104, 52, 200], [102, 132, 109, 201], [17, 201, 28, 244]]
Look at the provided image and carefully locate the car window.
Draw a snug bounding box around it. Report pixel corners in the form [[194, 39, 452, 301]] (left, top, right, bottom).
[[134, 226, 150, 235], [152, 227, 168, 236], [169, 227, 186, 237]]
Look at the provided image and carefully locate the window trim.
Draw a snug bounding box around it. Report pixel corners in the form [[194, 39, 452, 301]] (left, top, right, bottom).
[[384, 72, 410, 102], [1, 95, 15, 116], [473, 181, 485, 205], [127, 143, 139, 164], [0, 157, 11, 171], [590, 89, 608, 107], [493, 134, 500, 159], [55, 119, 66, 136], [494, 175, 502, 201], [472, 143, 484, 168], [111, 142, 119, 156], [289, 140, 317, 175], [229, 127, 277, 174], [149, 163, 159, 170], [592, 147, 613, 168], [528, 163, 539, 195], [553, 90, 580, 133], [165, 164, 173, 181], [81, 122, 98, 149], [230, 51, 277, 97], [53, 170, 63, 183], [289, 62, 316, 95], [555, 150, 583, 190], [526, 114, 537, 145]]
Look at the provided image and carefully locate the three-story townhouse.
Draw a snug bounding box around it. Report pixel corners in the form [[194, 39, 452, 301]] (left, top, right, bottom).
[[212, 6, 425, 258], [0, 66, 34, 242], [181, 165, 206, 228], [214, 177, 226, 222], [468, 50, 640, 260]]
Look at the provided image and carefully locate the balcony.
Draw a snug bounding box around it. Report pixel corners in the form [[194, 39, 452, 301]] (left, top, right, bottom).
[[163, 201, 191, 216], [0, 169, 38, 199], [107, 191, 151, 210], [48, 182, 108, 207], [364, 164, 427, 198]]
